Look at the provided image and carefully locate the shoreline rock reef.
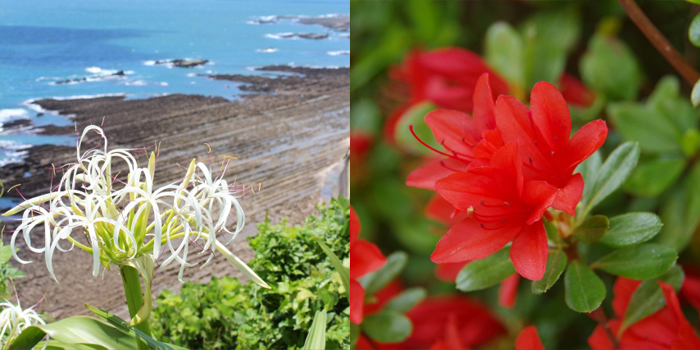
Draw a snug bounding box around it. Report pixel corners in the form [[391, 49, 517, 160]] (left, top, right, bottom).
[[0, 65, 349, 321]]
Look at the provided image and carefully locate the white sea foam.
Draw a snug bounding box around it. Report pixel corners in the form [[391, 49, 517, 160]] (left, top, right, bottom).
[[0, 109, 29, 122], [256, 48, 278, 53], [186, 73, 197, 77], [160, 82, 169, 86], [265, 32, 297, 40], [85, 66, 118, 75], [327, 50, 349, 56], [125, 80, 147, 86]]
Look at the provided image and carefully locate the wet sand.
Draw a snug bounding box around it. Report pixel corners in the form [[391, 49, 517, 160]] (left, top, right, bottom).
[[0, 66, 349, 320]]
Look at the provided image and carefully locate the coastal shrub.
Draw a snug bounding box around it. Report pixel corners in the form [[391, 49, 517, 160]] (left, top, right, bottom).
[[151, 197, 350, 349]]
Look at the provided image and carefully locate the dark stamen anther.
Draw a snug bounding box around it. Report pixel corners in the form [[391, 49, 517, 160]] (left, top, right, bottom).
[[528, 156, 533, 163], [534, 141, 538, 146]]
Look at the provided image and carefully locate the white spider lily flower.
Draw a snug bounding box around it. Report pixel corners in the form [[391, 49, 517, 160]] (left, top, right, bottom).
[[0, 299, 45, 345], [2, 126, 268, 288]]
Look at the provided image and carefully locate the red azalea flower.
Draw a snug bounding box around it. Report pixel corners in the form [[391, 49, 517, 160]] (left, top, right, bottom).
[[396, 48, 509, 112], [498, 274, 520, 309], [588, 278, 700, 350], [407, 73, 498, 190], [350, 206, 387, 324], [516, 326, 546, 350], [494, 82, 607, 215], [681, 265, 700, 311], [432, 141, 558, 280], [558, 73, 596, 108]]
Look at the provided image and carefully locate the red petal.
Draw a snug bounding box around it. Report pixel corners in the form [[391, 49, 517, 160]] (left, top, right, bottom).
[[551, 174, 584, 216], [350, 279, 365, 324], [473, 129, 504, 160], [681, 271, 700, 311], [612, 277, 641, 319], [350, 206, 361, 243], [498, 274, 520, 309], [515, 326, 546, 350], [472, 73, 496, 131], [530, 81, 571, 154], [426, 195, 468, 228], [407, 158, 468, 190], [510, 223, 548, 281], [431, 218, 521, 264], [489, 140, 524, 195], [559, 73, 596, 108], [660, 281, 699, 335], [425, 109, 481, 155], [521, 180, 558, 225], [565, 120, 608, 172], [418, 48, 491, 76], [351, 240, 386, 279], [588, 320, 622, 350]]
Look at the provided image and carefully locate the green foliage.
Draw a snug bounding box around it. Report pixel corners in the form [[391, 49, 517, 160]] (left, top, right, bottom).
[[531, 250, 568, 295], [151, 198, 350, 349], [580, 31, 641, 101], [573, 215, 609, 244], [564, 261, 606, 313], [456, 248, 515, 292], [361, 311, 412, 343], [599, 212, 663, 248], [0, 241, 25, 297], [592, 243, 677, 280], [358, 251, 407, 296]]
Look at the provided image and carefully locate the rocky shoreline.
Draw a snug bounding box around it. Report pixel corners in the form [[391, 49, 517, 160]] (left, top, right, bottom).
[[0, 65, 349, 320]]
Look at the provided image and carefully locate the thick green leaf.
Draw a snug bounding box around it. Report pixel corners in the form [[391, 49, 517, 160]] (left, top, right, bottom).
[[600, 213, 663, 248], [532, 250, 568, 294], [303, 310, 327, 350], [657, 162, 700, 251], [11, 316, 138, 349], [316, 236, 350, 298], [394, 101, 439, 155], [456, 248, 515, 292], [360, 251, 408, 296], [624, 158, 686, 197], [580, 34, 641, 101], [0, 243, 12, 264], [362, 311, 412, 343], [578, 142, 640, 220], [485, 21, 524, 96], [564, 261, 606, 313], [577, 151, 602, 189], [690, 13, 700, 47], [573, 215, 609, 243], [592, 243, 677, 279], [607, 103, 680, 154], [692, 78, 700, 108], [620, 265, 684, 335], [682, 129, 700, 157], [383, 287, 427, 313], [647, 76, 696, 133]]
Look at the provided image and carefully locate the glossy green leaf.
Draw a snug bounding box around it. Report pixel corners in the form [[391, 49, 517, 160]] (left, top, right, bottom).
[[485, 21, 524, 96], [394, 101, 439, 155], [682, 129, 700, 157], [564, 261, 606, 313], [316, 236, 350, 298], [532, 250, 568, 294], [578, 142, 640, 220], [607, 103, 680, 154], [657, 162, 700, 251], [580, 34, 641, 101], [647, 76, 696, 133], [360, 251, 408, 296], [383, 287, 427, 313], [600, 213, 663, 248], [11, 316, 139, 350], [456, 248, 515, 292], [362, 311, 412, 343], [573, 215, 609, 243], [303, 310, 327, 350], [624, 158, 686, 197], [620, 265, 684, 335], [690, 13, 700, 47], [692, 78, 700, 108], [592, 243, 677, 279], [577, 151, 602, 187]]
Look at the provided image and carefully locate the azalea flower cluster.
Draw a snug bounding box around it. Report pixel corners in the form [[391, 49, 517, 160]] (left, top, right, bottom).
[[407, 73, 608, 280], [3, 126, 268, 288]]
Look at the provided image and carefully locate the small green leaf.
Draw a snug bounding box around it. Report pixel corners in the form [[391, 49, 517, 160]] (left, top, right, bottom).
[[657, 162, 700, 251], [578, 142, 640, 220], [383, 287, 427, 313], [620, 265, 684, 335], [682, 129, 700, 157], [692, 79, 700, 107], [394, 102, 439, 155], [580, 33, 641, 101], [362, 311, 412, 343], [576, 151, 602, 189], [360, 251, 408, 296], [303, 310, 327, 350], [456, 248, 515, 292], [315, 237, 350, 298], [0, 244, 12, 265], [624, 158, 686, 197], [573, 215, 609, 243], [607, 103, 680, 154], [690, 13, 700, 47], [564, 261, 606, 313], [592, 243, 677, 279], [532, 250, 568, 294], [600, 213, 663, 248], [485, 21, 524, 96]]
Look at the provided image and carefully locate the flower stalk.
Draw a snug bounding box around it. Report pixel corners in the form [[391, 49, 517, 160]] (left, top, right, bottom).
[[120, 265, 151, 350]]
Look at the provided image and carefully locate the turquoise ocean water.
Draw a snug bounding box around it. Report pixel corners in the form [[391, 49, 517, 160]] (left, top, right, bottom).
[[0, 0, 349, 166]]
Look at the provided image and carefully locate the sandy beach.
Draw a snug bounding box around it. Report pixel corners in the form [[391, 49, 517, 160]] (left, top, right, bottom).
[[0, 66, 349, 320]]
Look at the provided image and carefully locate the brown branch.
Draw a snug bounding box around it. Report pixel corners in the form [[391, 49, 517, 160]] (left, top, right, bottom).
[[618, 0, 700, 85]]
